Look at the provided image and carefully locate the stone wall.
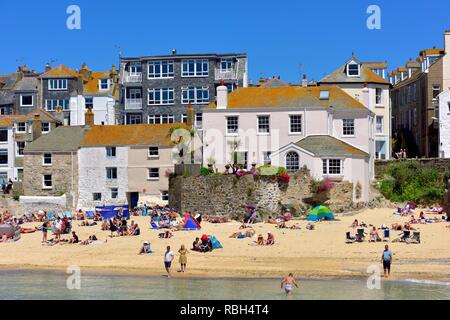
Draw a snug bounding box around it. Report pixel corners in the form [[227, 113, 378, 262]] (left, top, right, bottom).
[[19, 195, 68, 213], [169, 171, 355, 218], [23, 152, 78, 209], [375, 158, 450, 180]]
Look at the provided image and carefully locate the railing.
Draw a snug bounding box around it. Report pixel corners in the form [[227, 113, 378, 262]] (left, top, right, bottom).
[[214, 68, 237, 81], [123, 72, 142, 83], [125, 98, 143, 110]]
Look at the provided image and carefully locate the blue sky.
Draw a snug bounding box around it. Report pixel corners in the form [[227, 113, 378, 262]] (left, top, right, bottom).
[[0, 0, 449, 83]]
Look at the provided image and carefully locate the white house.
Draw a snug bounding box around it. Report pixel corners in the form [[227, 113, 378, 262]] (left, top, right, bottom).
[[202, 84, 374, 202], [438, 89, 450, 158], [318, 56, 391, 161], [69, 66, 118, 126]]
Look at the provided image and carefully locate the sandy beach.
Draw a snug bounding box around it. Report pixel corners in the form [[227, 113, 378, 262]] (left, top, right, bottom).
[[1, 208, 449, 281]]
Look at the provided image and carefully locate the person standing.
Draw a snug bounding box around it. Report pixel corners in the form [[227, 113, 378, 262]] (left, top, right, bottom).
[[41, 221, 48, 243], [381, 245, 393, 278], [281, 273, 299, 295], [164, 246, 174, 278], [178, 245, 188, 272]]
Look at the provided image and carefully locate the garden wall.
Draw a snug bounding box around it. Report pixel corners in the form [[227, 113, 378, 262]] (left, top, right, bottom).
[[375, 159, 450, 180], [169, 170, 355, 219]]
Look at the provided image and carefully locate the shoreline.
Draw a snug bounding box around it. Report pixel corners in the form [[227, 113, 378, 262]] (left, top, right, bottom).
[[1, 262, 450, 282]]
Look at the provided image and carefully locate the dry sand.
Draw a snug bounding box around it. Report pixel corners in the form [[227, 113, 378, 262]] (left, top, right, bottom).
[[1, 208, 449, 280]]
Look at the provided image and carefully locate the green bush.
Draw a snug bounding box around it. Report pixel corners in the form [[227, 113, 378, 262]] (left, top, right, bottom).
[[379, 161, 446, 204], [200, 166, 213, 176]]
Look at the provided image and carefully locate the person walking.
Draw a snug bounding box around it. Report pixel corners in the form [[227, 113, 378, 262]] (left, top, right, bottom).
[[164, 246, 174, 278], [381, 245, 393, 278], [281, 273, 299, 295], [178, 245, 188, 272]]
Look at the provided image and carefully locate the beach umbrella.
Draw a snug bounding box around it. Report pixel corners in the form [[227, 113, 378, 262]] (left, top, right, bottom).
[[307, 205, 335, 221]]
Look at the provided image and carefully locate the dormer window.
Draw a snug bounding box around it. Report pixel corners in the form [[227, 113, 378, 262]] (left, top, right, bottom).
[[99, 79, 110, 91], [347, 63, 360, 77]]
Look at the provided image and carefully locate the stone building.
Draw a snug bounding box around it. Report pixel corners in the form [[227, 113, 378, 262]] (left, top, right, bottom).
[[23, 126, 89, 208], [0, 109, 61, 184], [118, 51, 248, 126], [390, 30, 450, 158]]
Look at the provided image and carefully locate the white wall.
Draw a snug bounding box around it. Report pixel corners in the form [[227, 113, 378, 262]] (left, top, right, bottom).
[[270, 146, 369, 202], [443, 31, 450, 92], [0, 127, 16, 182], [77, 146, 128, 209], [70, 95, 116, 126], [439, 90, 450, 158]]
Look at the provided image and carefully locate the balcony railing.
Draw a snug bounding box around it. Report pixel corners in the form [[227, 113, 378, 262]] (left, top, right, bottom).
[[125, 98, 143, 110], [123, 72, 142, 83], [214, 68, 237, 81]]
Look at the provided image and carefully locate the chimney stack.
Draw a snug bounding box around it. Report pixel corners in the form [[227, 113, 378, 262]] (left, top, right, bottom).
[[302, 74, 308, 87], [186, 104, 195, 127], [362, 82, 370, 108], [85, 107, 94, 126], [45, 63, 52, 72], [79, 63, 91, 80], [443, 30, 450, 91], [32, 114, 42, 141], [172, 49, 177, 55], [110, 64, 119, 84], [216, 80, 228, 109]]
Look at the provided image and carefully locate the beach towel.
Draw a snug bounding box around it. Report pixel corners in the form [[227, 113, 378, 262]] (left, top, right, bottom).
[[151, 222, 159, 230]]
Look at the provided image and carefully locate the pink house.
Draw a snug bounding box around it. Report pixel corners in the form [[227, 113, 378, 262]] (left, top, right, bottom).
[[202, 84, 375, 202]]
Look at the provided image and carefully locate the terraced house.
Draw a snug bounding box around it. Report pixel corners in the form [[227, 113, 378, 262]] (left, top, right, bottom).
[[0, 109, 61, 185], [318, 55, 391, 160], [202, 84, 375, 202], [23, 110, 194, 210], [118, 51, 248, 126], [390, 30, 450, 158]]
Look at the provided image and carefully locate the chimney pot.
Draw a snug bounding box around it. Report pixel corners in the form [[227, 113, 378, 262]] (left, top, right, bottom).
[[302, 74, 307, 87]]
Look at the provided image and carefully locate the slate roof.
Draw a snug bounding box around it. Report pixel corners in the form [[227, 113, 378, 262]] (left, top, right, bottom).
[[24, 126, 88, 152], [294, 135, 368, 157], [41, 65, 80, 78], [13, 77, 39, 92], [205, 86, 370, 111], [82, 123, 188, 147], [318, 57, 389, 85], [0, 109, 61, 128]]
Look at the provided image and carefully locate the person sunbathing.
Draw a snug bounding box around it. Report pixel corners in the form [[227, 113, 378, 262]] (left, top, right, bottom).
[[391, 223, 403, 231], [93, 212, 103, 221], [369, 227, 381, 242], [266, 232, 275, 245], [419, 212, 426, 224], [256, 234, 265, 245], [158, 230, 173, 239], [351, 219, 359, 228], [266, 216, 278, 224], [289, 224, 302, 230], [277, 221, 287, 229]]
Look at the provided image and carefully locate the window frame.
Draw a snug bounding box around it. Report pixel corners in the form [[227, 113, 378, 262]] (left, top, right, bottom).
[[16, 122, 27, 133], [147, 88, 175, 105], [226, 116, 239, 135], [181, 86, 209, 105], [375, 88, 383, 105], [45, 99, 69, 111], [285, 151, 300, 173], [160, 190, 169, 201], [375, 116, 384, 135], [48, 79, 68, 90], [106, 146, 116, 157], [347, 63, 360, 77], [289, 114, 302, 134], [342, 119, 355, 136], [99, 79, 110, 91], [147, 60, 174, 79], [0, 129, 8, 143], [322, 159, 343, 176], [42, 153, 52, 166], [93, 193, 102, 201], [148, 114, 175, 124], [16, 141, 26, 157], [148, 146, 159, 158], [181, 59, 209, 77], [111, 188, 118, 199], [106, 167, 118, 180], [220, 58, 234, 72], [42, 174, 53, 189], [148, 168, 160, 180], [257, 115, 270, 134], [20, 94, 33, 107]]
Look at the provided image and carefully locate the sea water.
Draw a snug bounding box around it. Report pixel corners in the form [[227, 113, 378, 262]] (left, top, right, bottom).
[[0, 269, 449, 300]]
